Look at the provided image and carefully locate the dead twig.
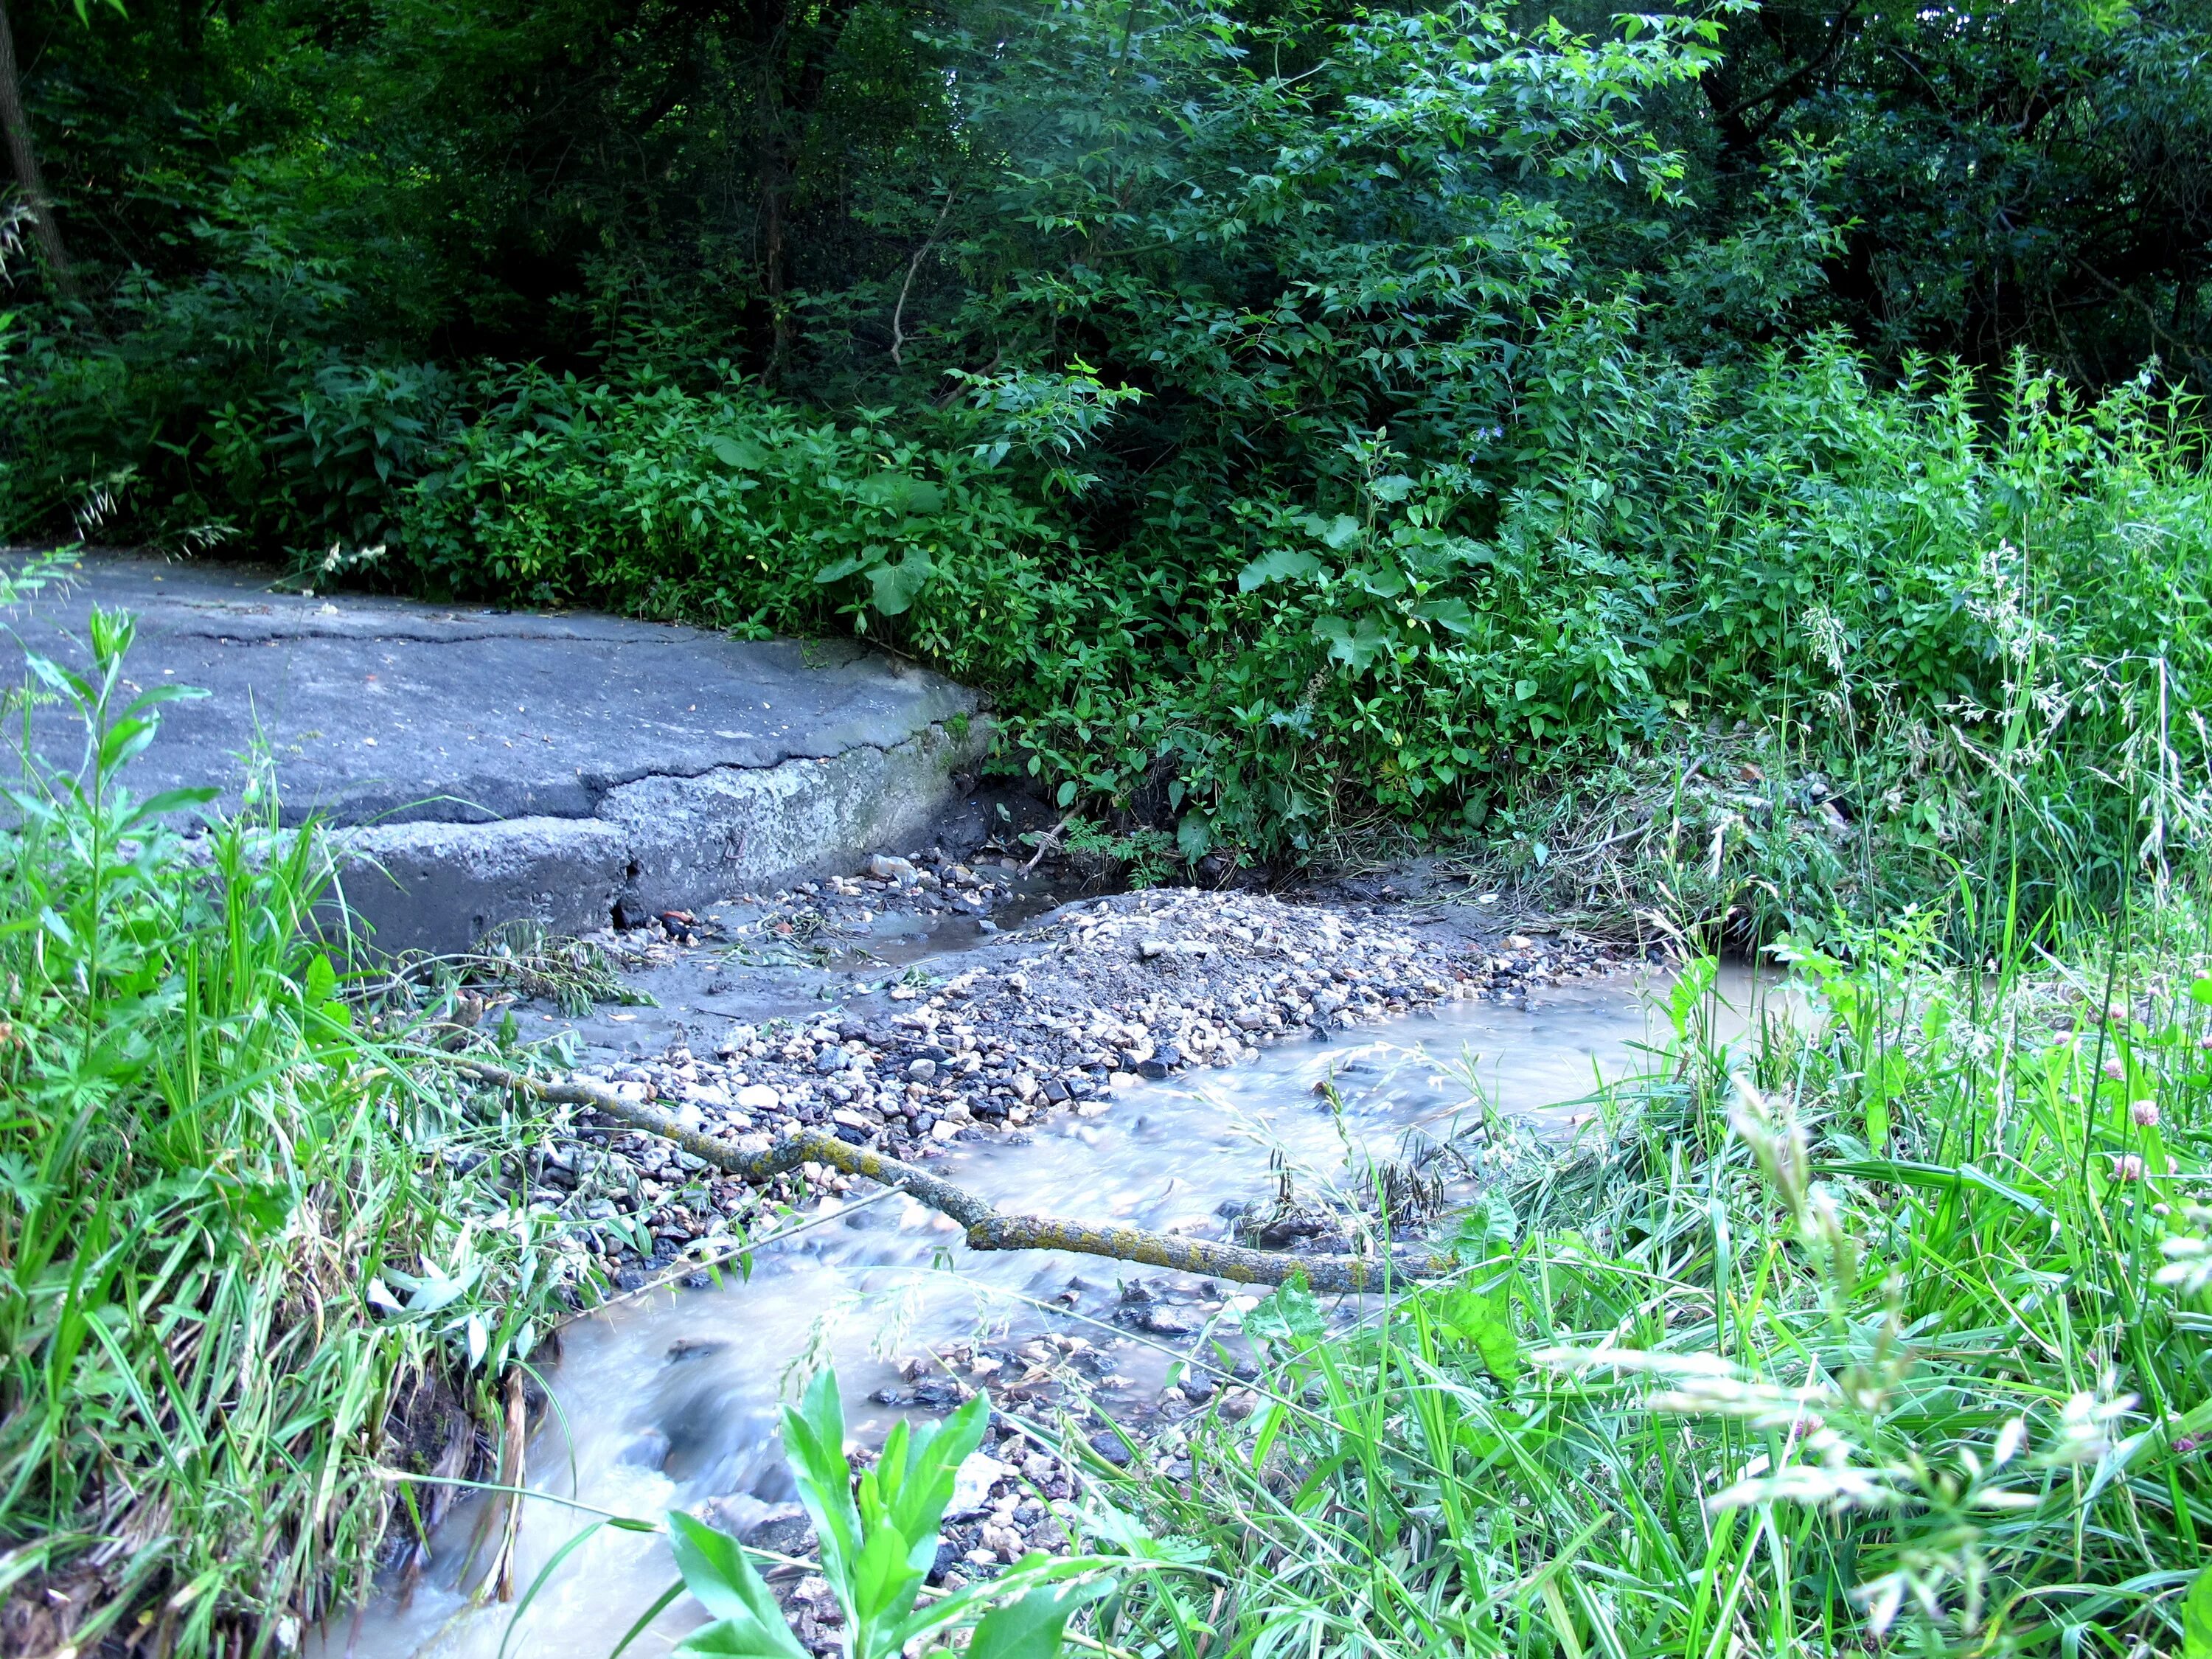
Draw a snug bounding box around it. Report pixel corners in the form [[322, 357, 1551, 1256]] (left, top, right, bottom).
[[1021, 812, 1079, 874], [457, 1060, 1452, 1294]]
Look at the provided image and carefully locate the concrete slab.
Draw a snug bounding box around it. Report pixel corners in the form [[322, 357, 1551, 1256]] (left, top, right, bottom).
[[2, 551, 990, 954]]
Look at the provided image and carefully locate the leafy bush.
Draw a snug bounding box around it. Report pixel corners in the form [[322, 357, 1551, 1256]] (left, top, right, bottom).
[[396, 364, 1062, 637], [6, 0, 2209, 931]]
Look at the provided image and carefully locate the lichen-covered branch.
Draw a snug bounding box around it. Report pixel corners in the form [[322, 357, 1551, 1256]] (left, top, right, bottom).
[[458, 1060, 1451, 1294]]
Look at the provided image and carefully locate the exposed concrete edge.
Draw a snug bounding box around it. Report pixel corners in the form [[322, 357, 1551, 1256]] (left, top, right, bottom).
[[324, 717, 992, 957]]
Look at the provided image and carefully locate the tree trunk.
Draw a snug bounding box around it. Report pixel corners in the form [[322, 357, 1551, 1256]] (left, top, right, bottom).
[[0, 0, 73, 297]]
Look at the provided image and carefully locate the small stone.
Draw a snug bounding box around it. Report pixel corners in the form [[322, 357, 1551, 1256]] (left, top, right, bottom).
[[734, 1083, 781, 1113], [908, 1057, 939, 1082], [870, 854, 919, 883], [1232, 1009, 1268, 1032], [948, 1453, 1010, 1516], [813, 1047, 849, 1074]]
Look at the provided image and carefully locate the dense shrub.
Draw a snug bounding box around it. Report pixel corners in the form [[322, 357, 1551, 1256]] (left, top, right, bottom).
[[4, 0, 2208, 924]]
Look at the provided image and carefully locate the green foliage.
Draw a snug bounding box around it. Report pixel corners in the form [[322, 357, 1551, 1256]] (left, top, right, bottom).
[[653, 1369, 1114, 1659], [0, 613, 594, 1648], [394, 365, 1061, 639], [1089, 917, 2212, 1654], [4, 0, 2211, 925]]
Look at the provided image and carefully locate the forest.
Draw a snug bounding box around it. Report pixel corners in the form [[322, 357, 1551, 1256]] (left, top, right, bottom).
[[7, 0, 2212, 1655]]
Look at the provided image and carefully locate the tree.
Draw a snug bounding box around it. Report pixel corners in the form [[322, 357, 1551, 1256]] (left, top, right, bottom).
[[0, 0, 75, 296]]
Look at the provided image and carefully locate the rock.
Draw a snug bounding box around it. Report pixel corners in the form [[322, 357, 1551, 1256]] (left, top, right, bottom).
[[813, 1047, 849, 1074], [1232, 1008, 1269, 1032], [1140, 939, 1215, 960], [1088, 1430, 1135, 1467], [908, 1057, 938, 1082], [1043, 1079, 1070, 1103], [871, 855, 919, 883], [947, 1453, 1010, 1517], [735, 1083, 782, 1113]]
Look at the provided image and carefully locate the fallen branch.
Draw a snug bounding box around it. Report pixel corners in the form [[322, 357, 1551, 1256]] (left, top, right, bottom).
[[1020, 811, 1079, 874], [457, 1060, 1453, 1294]]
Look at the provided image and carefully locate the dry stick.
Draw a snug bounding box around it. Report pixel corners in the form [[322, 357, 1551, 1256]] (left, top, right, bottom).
[[1020, 810, 1079, 874], [457, 1060, 1452, 1295]]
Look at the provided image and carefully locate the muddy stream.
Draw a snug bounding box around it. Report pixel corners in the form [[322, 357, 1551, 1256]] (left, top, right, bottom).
[[335, 964, 1780, 1659]]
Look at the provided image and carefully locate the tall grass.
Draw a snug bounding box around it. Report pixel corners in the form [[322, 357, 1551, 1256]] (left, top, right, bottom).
[[1091, 905, 2212, 1655], [0, 611, 590, 1655]]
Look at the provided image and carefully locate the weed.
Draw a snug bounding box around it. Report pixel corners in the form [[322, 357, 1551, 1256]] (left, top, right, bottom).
[[1091, 922, 2212, 1655], [0, 614, 594, 1650]]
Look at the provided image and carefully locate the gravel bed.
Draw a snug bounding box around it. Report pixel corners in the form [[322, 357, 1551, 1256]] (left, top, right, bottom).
[[481, 858, 1617, 1284]]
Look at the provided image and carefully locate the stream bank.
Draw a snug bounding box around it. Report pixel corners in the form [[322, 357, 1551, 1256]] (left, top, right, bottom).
[[441, 851, 1624, 1290], [335, 852, 1711, 1659]]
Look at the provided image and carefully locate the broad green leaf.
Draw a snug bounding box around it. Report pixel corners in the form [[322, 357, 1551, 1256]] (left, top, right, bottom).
[[782, 1371, 863, 1598], [2185, 1564, 2212, 1659], [880, 1391, 989, 1555], [846, 1516, 922, 1635], [707, 436, 765, 470], [869, 550, 934, 615], [1438, 1277, 1521, 1384], [1237, 548, 1322, 591], [1313, 614, 1393, 672], [967, 1581, 1112, 1659], [121, 786, 220, 829], [666, 1513, 807, 1658], [1245, 1279, 1324, 1346], [675, 1619, 811, 1658], [1414, 597, 1475, 636]]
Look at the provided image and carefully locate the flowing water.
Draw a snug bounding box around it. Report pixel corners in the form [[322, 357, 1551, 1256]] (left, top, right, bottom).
[[333, 964, 1787, 1659]]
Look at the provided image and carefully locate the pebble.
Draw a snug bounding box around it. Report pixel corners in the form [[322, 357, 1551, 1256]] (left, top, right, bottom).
[[494, 851, 1615, 1294]]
